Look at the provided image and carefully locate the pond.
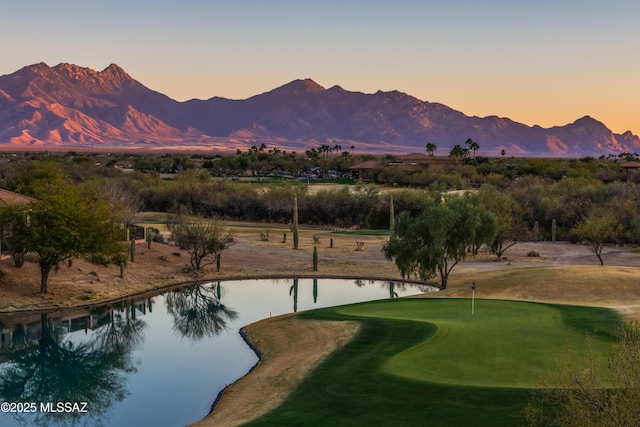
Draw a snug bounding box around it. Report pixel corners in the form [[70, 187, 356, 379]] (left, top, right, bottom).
[[0, 278, 433, 427]]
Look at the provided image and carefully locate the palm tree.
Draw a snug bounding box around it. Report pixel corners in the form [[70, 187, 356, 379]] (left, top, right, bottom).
[[425, 142, 437, 157], [465, 138, 480, 157], [449, 144, 467, 160]]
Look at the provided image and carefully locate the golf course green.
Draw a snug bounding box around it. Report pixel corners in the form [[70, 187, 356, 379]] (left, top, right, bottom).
[[246, 298, 622, 426]]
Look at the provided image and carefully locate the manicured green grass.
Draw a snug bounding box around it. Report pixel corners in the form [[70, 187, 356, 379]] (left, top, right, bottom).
[[343, 299, 616, 387], [314, 178, 358, 184], [246, 299, 621, 427], [137, 212, 167, 224]]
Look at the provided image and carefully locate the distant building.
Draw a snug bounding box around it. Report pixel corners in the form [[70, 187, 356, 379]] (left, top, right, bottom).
[[349, 153, 459, 179], [0, 188, 35, 206], [349, 160, 381, 180], [619, 161, 640, 175]]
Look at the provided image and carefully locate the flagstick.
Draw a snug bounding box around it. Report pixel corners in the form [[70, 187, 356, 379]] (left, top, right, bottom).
[[472, 289, 475, 315], [471, 282, 476, 315]]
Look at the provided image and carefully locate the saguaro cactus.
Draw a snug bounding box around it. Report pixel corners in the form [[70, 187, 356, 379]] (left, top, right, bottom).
[[551, 219, 557, 243], [313, 246, 318, 271], [292, 195, 299, 250], [130, 239, 136, 262], [389, 194, 395, 234], [146, 228, 153, 249]]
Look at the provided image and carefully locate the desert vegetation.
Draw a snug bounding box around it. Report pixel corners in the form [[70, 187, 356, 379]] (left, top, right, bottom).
[[1, 151, 638, 250], [0, 150, 639, 426]]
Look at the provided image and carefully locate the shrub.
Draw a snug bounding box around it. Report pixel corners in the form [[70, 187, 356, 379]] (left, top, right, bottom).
[[527, 250, 540, 257], [148, 227, 165, 243], [87, 253, 110, 266], [11, 252, 26, 268], [111, 253, 128, 266], [260, 228, 270, 241]]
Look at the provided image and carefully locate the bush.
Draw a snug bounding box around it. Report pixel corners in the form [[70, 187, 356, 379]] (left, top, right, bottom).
[[527, 250, 540, 257], [111, 253, 128, 266], [147, 227, 165, 243], [87, 253, 110, 266], [11, 252, 26, 268]]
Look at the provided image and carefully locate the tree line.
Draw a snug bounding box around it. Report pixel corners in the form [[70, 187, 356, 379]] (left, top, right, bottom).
[[0, 154, 638, 290]]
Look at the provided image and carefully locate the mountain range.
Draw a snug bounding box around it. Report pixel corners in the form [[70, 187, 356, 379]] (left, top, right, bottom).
[[0, 62, 638, 156]]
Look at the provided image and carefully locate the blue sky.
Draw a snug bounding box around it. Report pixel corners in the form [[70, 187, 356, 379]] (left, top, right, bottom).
[[1, 0, 638, 134]]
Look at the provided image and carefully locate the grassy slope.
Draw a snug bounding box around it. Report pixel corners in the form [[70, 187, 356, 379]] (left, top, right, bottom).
[[436, 266, 640, 319], [246, 299, 621, 427]]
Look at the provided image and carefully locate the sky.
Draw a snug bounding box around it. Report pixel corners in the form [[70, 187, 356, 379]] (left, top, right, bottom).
[[1, 0, 639, 135]]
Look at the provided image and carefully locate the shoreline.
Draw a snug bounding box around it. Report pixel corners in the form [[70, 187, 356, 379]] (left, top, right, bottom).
[[0, 229, 408, 312], [189, 314, 360, 427], [1, 232, 638, 426], [0, 273, 429, 315]]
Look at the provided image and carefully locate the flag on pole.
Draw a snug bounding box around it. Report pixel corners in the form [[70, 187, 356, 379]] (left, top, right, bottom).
[[471, 282, 476, 314]]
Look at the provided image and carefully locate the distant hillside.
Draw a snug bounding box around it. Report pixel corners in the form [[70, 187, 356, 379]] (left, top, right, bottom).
[[0, 62, 638, 156]]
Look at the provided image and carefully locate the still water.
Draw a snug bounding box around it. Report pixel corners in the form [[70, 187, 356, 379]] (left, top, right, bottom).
[[0, 278, 432, 427]]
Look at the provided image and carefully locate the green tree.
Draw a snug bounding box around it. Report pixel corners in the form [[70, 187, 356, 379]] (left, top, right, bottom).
[[0, 178, 124, 294], [572, 208, 622, 265], [425, 142, 437, 157], [167, 209, 233, 270], [478, 185, 528, 258], [0, 203, 30, 267], [383, 194, 497, 289]]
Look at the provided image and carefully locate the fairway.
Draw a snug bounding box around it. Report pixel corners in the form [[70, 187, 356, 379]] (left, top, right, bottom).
[[339, 299, 617, 388], [246, 299, 622, 426]]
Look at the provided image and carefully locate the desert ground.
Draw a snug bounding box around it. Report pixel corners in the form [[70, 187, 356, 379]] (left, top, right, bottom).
[[1, 222, 638, 427]]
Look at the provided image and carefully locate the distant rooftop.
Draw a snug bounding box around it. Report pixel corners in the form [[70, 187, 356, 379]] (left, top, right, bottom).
[[0, 188, 36, 205]]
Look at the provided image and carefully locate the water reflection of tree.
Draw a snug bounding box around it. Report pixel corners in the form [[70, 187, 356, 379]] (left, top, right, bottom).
[[92, 301, 147, 353], [11, 324, 28, 347], [165, 283, 238, 341], [0, 311, 142, 427], [354, 279, 376, 288]]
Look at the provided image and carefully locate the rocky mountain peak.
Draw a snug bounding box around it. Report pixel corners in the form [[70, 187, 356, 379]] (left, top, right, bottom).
[[100, 63, 132, 80], [271, 78, 326, 95], [0, 62, 638, 155]]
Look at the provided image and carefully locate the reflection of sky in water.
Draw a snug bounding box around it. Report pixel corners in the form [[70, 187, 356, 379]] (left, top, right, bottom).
[[0, 279, 429, 427]]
